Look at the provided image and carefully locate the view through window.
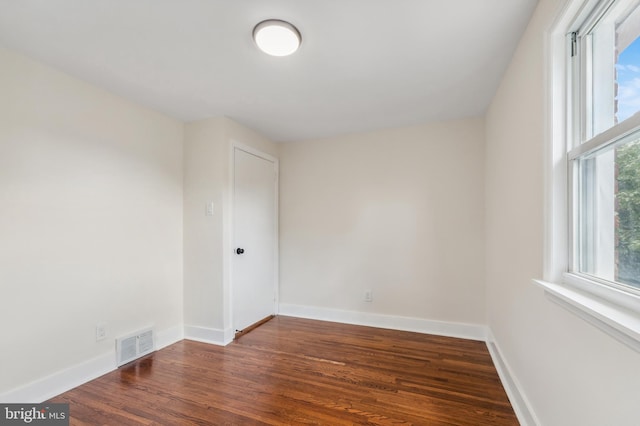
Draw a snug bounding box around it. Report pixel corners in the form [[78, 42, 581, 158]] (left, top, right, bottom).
[[574, 0, 640, 290], [615, 32, 640, 286]]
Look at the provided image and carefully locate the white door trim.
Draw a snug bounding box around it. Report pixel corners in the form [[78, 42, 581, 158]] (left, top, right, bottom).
[[226, 140, 279, 337]]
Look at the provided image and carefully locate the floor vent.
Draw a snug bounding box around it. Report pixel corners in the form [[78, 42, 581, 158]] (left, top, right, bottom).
[[116, 327, 155, 367]]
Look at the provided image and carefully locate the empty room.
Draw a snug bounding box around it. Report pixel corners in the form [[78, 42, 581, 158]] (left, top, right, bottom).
[[1, 0, 639, 425]]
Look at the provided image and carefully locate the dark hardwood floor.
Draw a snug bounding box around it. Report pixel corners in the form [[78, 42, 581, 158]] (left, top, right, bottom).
[[50, 316, 518, 425]]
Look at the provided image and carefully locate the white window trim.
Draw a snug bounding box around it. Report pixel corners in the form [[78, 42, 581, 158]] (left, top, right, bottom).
[[537, 0, 640, 353]]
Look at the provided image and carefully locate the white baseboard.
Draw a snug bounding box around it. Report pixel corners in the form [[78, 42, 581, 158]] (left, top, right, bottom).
[[486, 330, 539, 426], [156, 324, 184, 350], [0, 324, 185, 404], [183, 324, 233, 346], [0, 351, 116, 404], [278, 303, 488, 341]]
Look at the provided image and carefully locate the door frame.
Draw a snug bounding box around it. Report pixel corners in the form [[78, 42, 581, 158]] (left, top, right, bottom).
[[225, 140, 279, 340]]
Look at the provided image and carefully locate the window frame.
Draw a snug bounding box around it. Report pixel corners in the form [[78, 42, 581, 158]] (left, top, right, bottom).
[[568, 118, 640, 295], [536, 0, 640, 353]]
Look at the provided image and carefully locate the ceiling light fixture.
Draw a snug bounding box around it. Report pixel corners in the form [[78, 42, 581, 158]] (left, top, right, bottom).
[[253, 19, 301, 57]]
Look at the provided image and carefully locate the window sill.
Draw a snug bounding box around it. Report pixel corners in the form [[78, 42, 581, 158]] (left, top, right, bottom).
[[533, 278, 640, 352]]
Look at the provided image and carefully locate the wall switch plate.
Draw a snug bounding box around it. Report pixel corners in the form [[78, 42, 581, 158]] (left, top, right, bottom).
[[364, 289, 373, 302], [96, 322, 107, 341], [206, 202, 214, 216]]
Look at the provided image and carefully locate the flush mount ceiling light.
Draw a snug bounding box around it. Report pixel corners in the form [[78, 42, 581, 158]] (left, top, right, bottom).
[[253, 19, 301, 57]]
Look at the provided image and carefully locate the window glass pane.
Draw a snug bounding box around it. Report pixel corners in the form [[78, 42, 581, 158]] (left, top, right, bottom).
[[576, 147, 616, 280], [588, 0, 640, 137], [616, 9, 640, 122], [616, 138, 640, 285], [576, 132, 640, 288]]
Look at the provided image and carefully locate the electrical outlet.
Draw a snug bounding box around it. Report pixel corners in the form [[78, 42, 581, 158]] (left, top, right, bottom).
[[96, 322, 107, 341], [364, 289, 373, 302]]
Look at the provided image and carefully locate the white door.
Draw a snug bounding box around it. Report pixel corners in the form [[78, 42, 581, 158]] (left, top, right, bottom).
[[232, 146, 277, 333]]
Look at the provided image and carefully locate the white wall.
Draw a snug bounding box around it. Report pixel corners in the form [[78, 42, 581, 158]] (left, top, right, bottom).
[[485, 0, 640, 424], [183, 116, 277, 342], [183, 117, 226, 334], [0, 47, 184, 398], [279, 119, 486, 328]]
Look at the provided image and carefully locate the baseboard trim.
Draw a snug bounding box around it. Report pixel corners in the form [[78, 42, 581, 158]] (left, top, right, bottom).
[[184, 325, 233, 346], [0, 351, 115, 404], [0, 324, 185, 404], [278, 303, 488, 341], [486, 330, 539, 426], [156, 324, 184, 350]]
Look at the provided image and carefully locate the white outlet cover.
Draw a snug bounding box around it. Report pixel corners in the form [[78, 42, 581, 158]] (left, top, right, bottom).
[[96, 322, 107, 341]]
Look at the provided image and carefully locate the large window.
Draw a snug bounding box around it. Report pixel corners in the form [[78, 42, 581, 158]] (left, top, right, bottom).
[[538, 0, 640, 352], [570, 0, 640, 292]]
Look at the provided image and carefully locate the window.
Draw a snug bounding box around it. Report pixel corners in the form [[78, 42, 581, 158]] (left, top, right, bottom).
[[570, 0, 640, 293], [536, 0, 640, 353]]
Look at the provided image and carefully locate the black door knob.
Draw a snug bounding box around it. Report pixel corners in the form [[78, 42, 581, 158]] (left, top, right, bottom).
[[236, 248, 245, 255]]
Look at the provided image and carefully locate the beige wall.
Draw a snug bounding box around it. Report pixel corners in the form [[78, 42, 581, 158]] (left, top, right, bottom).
[[0, 43, 278, 397], [279, 119, 485, 325], [183, 117, 226, 331], [183, 116, 277, 339], [485, 0, 640, 424], [0, 47, 184, 394]]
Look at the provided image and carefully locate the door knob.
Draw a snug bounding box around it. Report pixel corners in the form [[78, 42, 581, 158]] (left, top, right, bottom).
[[236, 248, 245, 255]]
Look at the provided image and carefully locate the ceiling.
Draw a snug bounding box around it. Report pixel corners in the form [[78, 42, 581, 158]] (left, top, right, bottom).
[[0, 0, 538, 142]]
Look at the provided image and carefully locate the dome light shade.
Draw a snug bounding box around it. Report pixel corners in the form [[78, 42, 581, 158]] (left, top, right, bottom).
[[253, 20, 301, 57]]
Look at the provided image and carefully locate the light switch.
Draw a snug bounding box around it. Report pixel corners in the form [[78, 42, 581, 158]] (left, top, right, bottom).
[[206, 202, 214, 216]]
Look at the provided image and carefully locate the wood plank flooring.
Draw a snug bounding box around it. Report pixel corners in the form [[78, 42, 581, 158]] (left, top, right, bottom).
[[49, 316, 518, 425]]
